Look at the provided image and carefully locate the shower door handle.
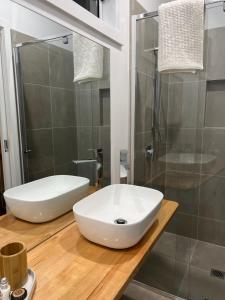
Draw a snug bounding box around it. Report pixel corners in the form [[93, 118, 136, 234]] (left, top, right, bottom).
[[24, 146, 32, 154]]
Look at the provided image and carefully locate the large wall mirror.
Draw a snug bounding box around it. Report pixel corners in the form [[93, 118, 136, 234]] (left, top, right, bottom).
[[0, 1, 110, 247], [11, 2, 110, 188]]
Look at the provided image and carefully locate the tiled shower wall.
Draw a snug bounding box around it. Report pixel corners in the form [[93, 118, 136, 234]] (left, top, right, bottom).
[[12, 31, 110, 184], [165, 27, 225, 247], [16, 33, 76, 181], [134, 21, 225, 247], [134, 18, 169, 193], [74, 49, 111, 186]]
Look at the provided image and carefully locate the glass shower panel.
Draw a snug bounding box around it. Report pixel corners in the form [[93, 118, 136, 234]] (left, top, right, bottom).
[[15, 38, 76, 182], [133, 8, 225, 298], [14, 32, 110, 187], [0, 142, 5, 215]]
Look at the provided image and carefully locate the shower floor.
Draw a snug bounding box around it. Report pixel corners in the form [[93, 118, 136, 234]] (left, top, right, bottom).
[[122, 281, 185, 300], [121, 232, 225, 300]]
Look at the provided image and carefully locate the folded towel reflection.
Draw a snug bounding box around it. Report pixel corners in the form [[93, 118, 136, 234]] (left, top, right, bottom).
[[73, 32, 103, 83], [158, 0, 204, 73]]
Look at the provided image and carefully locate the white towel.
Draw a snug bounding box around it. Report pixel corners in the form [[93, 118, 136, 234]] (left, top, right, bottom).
[[73, 33, 103, 83], [158, 0, 204, 73]]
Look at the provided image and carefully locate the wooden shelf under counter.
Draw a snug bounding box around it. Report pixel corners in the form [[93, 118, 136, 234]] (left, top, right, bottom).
[[28, 200, 178, 300]]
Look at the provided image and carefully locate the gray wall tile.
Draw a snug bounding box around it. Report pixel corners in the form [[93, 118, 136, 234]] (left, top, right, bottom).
[[76, 126, 93, 160], [198, 217, 225, 247], [29, 168, 54, 182], [199, 175, 225, 221], [55, 162, 75, 176], [166, 212, 198, 239], [20, 44, 49, 85], [168, 81, 206, 128], [49, 45, 73, 89], [206, 27, 225, 80], [165, 172, 200, 215], [27, 129, 53, 174], [52, 88, 75, 127], [201, 128, 225, 176], [24, 84, 51, 129], [169, 70, 206, 84], [166, 128, 203, 173], [53, 127, 76, 165], [135, 72, 154, 133], [205, 81, 225, 127], [99, 126, 110, 163], [134, 150, 146, 186], [159, 81, 169, 129], [136, 18, 157, 78], [75, 88, 93, 126]]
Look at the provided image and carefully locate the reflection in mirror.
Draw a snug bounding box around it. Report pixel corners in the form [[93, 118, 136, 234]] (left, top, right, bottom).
[[0, 0, 110, 248], [11, 7, 110, 189], [120, 149, 128, 184]]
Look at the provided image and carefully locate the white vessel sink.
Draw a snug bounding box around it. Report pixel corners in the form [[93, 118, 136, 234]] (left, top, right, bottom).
[[73, 184, 163, 249], [4, 175, 89, 223]]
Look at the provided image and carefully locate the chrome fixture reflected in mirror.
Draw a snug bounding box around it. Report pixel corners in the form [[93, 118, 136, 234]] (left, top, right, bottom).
[[73, 148, 103, 186], [120, 149, 128, 184], [145, 145, 154, 160]]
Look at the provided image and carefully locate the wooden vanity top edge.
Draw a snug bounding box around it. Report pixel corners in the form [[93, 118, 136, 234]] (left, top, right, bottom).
[[28, 199, 178, 300]]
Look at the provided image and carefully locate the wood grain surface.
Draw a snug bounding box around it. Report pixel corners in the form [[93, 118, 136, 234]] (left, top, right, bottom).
[[0, 186, 98, 251], [28, 200, 178, 300], [0, 211, 75, 251]]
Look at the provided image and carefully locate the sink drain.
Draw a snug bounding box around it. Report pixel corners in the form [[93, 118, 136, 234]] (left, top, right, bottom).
[[114, 218, 127, 225]]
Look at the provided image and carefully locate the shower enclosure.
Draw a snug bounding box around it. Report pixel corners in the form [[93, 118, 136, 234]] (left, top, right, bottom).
[[132, 1, 225, 299], [12, 30, 110, 187], [0, 143, 5, 215]]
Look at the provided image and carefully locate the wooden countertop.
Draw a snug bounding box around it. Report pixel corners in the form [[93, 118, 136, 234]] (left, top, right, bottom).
[[0, 186, 98, 250], [28, 200, 178, 300], [0, 211, 75, 251]]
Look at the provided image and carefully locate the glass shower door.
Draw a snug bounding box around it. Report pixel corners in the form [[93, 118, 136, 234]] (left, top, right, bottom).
[[0, 142, 5, 215], [14, 37, 76, 183], [134, 3, 225, 299]]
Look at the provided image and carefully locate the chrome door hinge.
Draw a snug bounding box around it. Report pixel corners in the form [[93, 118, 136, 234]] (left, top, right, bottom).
[[4, 140, 9, 152]]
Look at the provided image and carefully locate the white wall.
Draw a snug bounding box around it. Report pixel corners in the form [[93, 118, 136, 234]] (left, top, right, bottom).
[[0, 0, 71, 39], [101, 0, 118, 28], [136, 0, 172, 12], [206, 4, 225, 29]]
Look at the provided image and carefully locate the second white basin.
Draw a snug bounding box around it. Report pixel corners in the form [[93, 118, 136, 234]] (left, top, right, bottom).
[[73, 184, 163, 249], [4, 175, 90, 223]]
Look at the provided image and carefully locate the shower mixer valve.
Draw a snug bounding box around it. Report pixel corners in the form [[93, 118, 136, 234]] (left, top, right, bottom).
[[145, 145, 154, 160]]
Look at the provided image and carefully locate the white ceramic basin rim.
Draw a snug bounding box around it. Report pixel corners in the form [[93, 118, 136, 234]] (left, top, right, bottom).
[[73, 184, 163, 249], [4, 175, 90, 223]]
